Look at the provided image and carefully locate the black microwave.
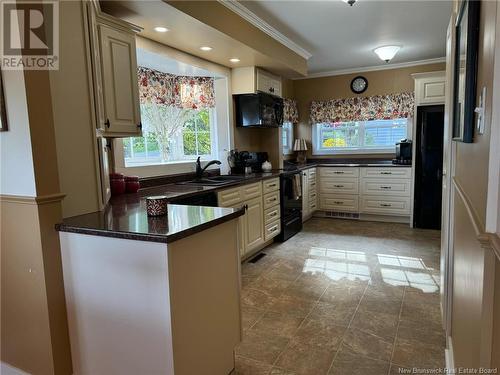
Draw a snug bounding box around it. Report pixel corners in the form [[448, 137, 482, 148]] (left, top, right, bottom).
[[234, 92, 284, 128]]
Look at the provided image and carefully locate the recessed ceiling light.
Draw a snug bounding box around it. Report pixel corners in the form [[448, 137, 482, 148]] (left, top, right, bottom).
[[229, 58, 240, 63], [200, 46, 213, 51], [154, 26, 169, 33], [374, 45, 401, 63]]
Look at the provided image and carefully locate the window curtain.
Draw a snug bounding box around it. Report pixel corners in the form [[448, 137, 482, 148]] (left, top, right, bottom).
[[310, 92, 414, 123], [137, 67, 216, 109], [283, 98, 299, 123]]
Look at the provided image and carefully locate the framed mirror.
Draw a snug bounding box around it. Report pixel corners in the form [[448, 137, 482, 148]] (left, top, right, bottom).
[[0, 69, 7, 132], [452, 0, 480, 143]]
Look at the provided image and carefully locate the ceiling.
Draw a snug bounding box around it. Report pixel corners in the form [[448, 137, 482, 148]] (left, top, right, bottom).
[[101, 0, 306, 78], [137, 48, 225, 78], [239, 0, 452, 75]]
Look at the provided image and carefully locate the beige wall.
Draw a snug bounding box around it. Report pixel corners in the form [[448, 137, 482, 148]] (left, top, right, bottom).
[[292, 62, 446, 159], [447, 0, 500, 369]]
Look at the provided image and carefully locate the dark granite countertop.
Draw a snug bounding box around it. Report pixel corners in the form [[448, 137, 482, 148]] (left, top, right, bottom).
[[56, 202, 244, 244], [288, 159, 411, 170], [55, 160, 409, 244]]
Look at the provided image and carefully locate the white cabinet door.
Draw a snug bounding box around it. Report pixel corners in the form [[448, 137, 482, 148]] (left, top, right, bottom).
[[245, 197, 264, 252], [99, 24, 141, 134]]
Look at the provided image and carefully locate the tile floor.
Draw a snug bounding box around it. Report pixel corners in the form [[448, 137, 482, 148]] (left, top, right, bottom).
[[233, 218, 445, 375]]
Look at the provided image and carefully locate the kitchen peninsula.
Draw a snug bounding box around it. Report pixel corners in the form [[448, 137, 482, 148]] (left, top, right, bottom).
[[56, 202, 244, 375]]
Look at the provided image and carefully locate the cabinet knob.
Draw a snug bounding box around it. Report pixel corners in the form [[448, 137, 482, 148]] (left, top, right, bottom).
[[105, 119, 110, 128]]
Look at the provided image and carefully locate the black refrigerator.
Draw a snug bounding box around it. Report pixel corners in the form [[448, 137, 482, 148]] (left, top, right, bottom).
[[414, 105, 445, 230]]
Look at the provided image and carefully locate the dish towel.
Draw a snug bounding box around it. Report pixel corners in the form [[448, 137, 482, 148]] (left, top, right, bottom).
[[292, 173, 302, 200]]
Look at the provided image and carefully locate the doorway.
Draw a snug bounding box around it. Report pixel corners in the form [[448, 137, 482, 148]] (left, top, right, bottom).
[[414, 105, 445, 229]]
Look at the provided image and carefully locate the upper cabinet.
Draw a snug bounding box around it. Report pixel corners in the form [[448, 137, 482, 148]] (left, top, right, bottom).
[[85, 3, 142, 137], [232, 67, 282, 98], [412, 71, 446, 106]]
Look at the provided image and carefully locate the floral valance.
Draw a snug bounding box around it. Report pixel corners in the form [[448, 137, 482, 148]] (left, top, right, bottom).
[[283, 98, 299, 124], [310, 92, 414, 123], [138, 66, 216, 110]]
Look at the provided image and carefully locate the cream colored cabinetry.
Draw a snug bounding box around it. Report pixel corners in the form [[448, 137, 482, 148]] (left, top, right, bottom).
[[319, 167, 359, 214], [412, 71, 446, 105], [262, 178, 281, 242], [359, 167, 411, 216], [231, 66, 282, 97], [302, 168, 318, 221], [86, 4, 142, 137], [318, 166, 412, 221], [218, 178, 280, 259]]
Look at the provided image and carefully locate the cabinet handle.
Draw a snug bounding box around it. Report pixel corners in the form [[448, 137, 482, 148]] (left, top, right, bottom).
[[268, 197, 277, 202], [269, 87, 274, 93], [333, 171, 344, 174], [269, 225, 278, 232], [268, 183, 276, 188], [269, 212, 277, 217], [311, 182, 316, 186], [105, 119, 110, 128], [381, 172, 392, 175], [380, 186, 392, 189], [333, 184, 344, 188], [137, 122, 142, 129], [334, 201, 344, 205], [380, 203, 392, 207]]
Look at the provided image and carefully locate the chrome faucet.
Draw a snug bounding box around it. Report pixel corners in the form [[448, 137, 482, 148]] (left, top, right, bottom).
[[195, 157, 221, 179]]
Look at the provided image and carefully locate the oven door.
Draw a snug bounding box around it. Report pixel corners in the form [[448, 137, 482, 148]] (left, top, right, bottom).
[[281, 172, 303, 218]]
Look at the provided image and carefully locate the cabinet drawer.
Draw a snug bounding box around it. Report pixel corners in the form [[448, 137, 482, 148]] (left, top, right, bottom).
[[263, 191, 280, 210], [217, 186, 243, 207], [320, 178, 359, 194], [309, 191, 318, 206], [242, 182, 262, 200], [360, 196, 411, 216], [263, 178, 279, 194], [264, 219, 281, 241], [360, 178, 411, 197], [361, 167, 411, 179], [308, 178, 317, 190], [320, 167, 359, 178], [264, 206, 281, 225], [320, 194, 359, 212], [308, 168, 317, 179], [310, 201, 317, 211]]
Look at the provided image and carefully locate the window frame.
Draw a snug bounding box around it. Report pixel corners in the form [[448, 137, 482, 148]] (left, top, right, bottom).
[[282, 121, 294, 155], [312, 118, 410, 155]]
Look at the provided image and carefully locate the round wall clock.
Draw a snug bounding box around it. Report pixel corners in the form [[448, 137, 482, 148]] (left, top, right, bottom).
[[350, 76, 368, 94]]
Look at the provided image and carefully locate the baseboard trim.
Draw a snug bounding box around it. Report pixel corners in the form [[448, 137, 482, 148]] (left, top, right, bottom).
[[1, 362, 30, 375], [445, 335, 455, 371]]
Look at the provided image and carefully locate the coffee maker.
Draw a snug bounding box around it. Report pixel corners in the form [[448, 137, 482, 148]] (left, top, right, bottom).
[[393, 139, 412, 165]]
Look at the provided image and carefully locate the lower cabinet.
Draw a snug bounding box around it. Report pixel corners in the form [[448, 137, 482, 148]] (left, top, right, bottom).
[[318, 166, 412, 222], [218, 178, 280, 260], [244, 197, 264, 251], [302, 168, 318, 222]]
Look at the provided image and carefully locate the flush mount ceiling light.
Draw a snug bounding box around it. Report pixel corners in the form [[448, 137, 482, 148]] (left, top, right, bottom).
[[374, 45, 401, 63], [229, 58, 240, 63], [153, 26, 169, 33], [200, 46, 213, 51], [342, 0, 357, 6]]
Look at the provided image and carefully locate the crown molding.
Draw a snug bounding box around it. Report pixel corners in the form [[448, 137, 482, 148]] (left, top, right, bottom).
[[294, 57, 447, 80], [217, 0, 312, 60]]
